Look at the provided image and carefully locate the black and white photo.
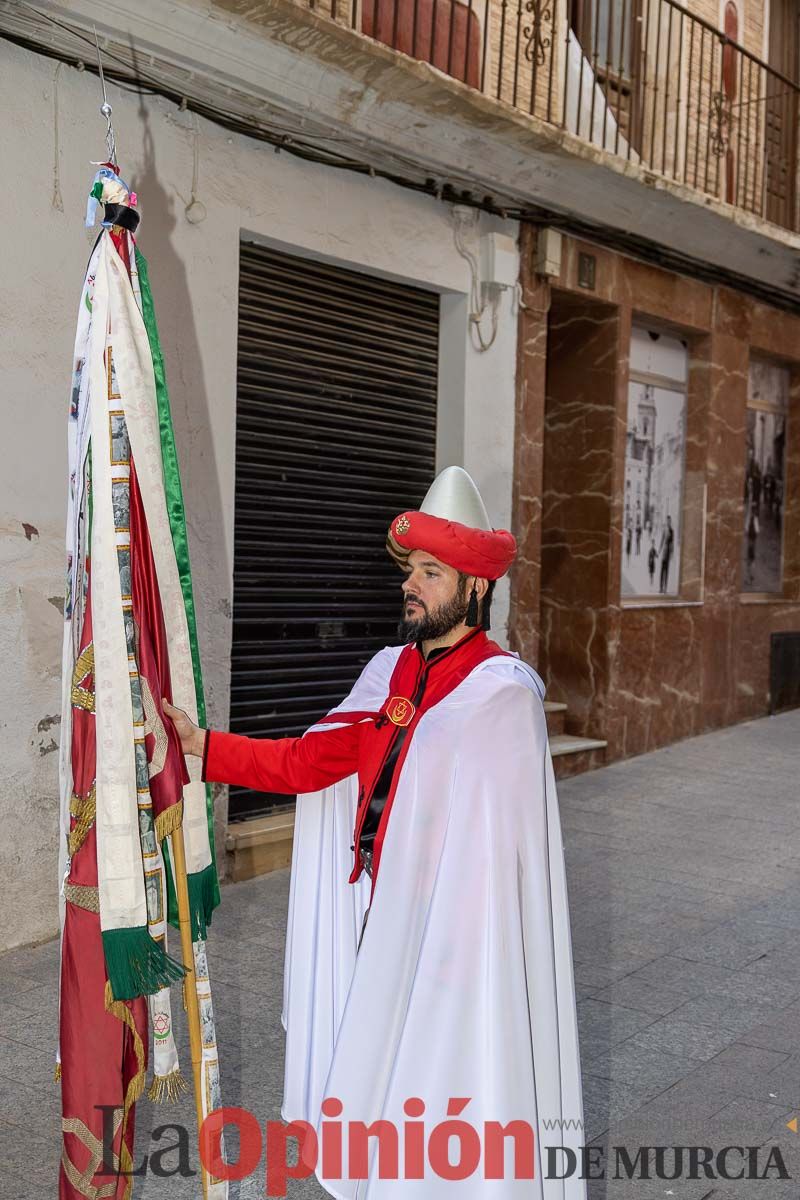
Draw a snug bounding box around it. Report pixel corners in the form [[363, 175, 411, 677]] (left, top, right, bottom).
[[622, 327, 688, 599], [742, 359, 788, 594]]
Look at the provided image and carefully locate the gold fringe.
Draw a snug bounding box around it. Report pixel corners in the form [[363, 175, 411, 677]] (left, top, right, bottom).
[[154, 799, 183, 845], [54, 1061, 62, 1083], [147, 1069, 189, 1104], [68, 784, 97, 856]]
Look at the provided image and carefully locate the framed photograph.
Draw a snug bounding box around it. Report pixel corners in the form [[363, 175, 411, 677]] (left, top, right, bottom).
[[144, 868, 163, 924], [117, 547, 132, 600], [109, 412, 130, 465], [112, 479, 130, 531], [741, 360, 788, 595], [621, 327, 688, 600], [138, 806, 157, 858]]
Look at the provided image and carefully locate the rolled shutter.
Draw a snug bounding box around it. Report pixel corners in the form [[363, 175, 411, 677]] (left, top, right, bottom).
[[230, 241, 439, 818]]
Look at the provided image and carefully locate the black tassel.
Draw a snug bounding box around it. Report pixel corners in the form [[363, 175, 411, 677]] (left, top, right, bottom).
[[465, 584, 479, 627]]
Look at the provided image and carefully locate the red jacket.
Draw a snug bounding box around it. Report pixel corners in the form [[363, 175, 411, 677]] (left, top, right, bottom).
[[204, 628, 507, 889]]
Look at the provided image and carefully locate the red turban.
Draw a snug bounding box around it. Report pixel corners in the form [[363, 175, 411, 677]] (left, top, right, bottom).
[[386, 510, 517, 579]]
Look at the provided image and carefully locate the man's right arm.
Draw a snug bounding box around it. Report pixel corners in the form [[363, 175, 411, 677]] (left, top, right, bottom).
[[201, 722, 363, 795]]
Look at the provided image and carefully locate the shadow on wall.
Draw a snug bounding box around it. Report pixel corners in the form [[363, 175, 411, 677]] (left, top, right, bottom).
[[133, 93, 231, 864]]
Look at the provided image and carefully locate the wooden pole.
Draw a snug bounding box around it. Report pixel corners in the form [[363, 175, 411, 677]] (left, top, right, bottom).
[[170, 820, 210, 1199]]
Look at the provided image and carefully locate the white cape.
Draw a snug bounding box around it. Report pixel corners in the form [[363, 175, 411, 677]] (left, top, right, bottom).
[[282, 647, 586, 1199]]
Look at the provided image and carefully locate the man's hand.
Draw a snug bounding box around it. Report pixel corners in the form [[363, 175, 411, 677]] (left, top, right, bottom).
[[163, 699, 206, 759]]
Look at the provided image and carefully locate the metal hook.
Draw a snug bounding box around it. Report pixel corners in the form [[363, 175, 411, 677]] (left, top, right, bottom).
[[92, 25, 117, 166]]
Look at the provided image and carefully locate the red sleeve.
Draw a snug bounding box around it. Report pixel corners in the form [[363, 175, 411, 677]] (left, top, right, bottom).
[[202, 720, 364, 794]]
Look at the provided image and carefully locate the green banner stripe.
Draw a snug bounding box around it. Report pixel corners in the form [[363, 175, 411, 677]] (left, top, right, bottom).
[[135, 246, 220, 924]]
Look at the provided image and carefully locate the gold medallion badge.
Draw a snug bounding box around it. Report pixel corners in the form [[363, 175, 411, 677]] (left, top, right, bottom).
[[386, 696, 416, 727], [395, 515, 410, 535]]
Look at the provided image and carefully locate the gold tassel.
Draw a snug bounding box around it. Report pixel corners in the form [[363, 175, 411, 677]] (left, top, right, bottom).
[[154, 799, 183, 845], [147, 1070, 189, 1104], [54, 1061, 62, 1083]]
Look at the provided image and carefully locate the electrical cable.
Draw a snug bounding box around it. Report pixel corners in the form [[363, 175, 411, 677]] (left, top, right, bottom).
[[451, 208, 501, 351], [2, 4, 799, 312]]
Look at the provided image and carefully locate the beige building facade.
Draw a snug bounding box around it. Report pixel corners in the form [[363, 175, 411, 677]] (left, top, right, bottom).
[[1, 0, 798, 949]]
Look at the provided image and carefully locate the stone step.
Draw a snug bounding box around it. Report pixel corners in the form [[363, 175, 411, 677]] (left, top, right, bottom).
[[226, 809, 295, 882], [543, 700, 567, 736], [550, 733, 608, 781], [549, 733, 608, 756]]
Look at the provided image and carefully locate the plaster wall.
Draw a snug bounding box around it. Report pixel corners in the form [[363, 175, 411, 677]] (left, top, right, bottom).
[[0, 39, 519, 950]]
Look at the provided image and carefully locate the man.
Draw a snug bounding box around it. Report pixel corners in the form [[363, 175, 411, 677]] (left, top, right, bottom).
[[166, 466, 586, 1197]]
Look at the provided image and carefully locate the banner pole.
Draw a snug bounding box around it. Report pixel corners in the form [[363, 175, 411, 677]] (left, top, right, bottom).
[[171, 821, 210, 1199]]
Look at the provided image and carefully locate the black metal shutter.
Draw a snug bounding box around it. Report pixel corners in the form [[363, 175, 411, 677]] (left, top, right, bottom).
[[230, 241, 439, 819]]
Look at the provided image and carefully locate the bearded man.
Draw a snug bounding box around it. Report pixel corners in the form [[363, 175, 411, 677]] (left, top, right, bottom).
[[166, 466, 586, 1198]]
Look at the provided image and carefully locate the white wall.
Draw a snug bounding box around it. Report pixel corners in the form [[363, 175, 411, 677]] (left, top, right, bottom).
[[0, 38, 519, 950]]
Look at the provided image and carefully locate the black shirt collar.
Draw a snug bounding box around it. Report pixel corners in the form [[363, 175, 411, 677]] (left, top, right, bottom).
[[414, 627, 483, 665]]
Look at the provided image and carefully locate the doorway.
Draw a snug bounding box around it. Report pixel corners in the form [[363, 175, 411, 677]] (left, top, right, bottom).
[[230, 241, 439, 818]]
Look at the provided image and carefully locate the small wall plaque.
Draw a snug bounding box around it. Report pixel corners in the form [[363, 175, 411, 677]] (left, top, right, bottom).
[[578, 252, 596, 290]]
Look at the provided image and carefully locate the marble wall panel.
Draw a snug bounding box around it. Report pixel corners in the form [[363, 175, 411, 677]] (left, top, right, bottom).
[[512, 229, 800, 766]]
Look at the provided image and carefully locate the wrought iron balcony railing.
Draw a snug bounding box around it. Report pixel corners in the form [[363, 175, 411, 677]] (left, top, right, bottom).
[[309, 0, 800, 233]]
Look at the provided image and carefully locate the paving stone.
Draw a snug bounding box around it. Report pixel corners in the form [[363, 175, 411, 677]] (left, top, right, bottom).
[[744, 948, 800, 986], [5, 982, 59, 1015], [0, 1118, 56, 1188], [670, 920, 795, 970], [591, 977, 688, 1017], [705, 1096, 796, 1143], [668, 1044, 793, 1105], [580, 1072, 659, 1141], [583, 1041, 700, 1095], [574, 958, 655, 989], [0, 997, 36, 1033], [0, 938, 60, 976], [2, 1001, 63, 1053], [746, 899, 800, 932], [626, 954, 798, 1006], [666, 992, 788, 1037], [0, 1072, 60, 1133], [625, 1014, 742, 1062], [0, 973, 40, 1004], [624, 1075, 736, 1128], [577, 999, 659, 1051], [736, 1004, 800, 1054], [731, 1052, 800, 1110], [0, 1034, 57, 1087]]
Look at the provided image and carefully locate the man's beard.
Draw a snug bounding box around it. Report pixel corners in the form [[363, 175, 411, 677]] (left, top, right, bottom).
[[398, 577, 469, 643]]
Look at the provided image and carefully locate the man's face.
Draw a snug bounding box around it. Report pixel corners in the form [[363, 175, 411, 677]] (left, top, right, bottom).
[[398, 550, 468, 642]]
